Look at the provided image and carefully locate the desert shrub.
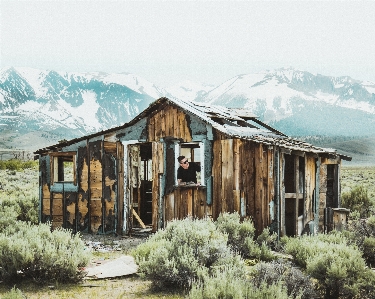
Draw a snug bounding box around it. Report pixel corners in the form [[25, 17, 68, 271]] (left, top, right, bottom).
[[283, 232, 374, 298], [341, 185, 374, 218], [362, 236, 375, 266], [1, 286, 25, 299], [282, 232, 348, 268], [132, 217, 244, 290], [0, 159, 37, 171], [0, 221, 90, 283], [189, 266, 293, 299], [250, 259, 315, 299], [344, 216, 375, 267], [256, 227, 278, 249], [0, 205, 19, 232], [215, 212, 276, 261], [0, 196, 38, 226]]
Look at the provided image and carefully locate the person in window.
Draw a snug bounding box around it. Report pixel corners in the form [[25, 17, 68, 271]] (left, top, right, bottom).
[[177, 155, 201, 185]]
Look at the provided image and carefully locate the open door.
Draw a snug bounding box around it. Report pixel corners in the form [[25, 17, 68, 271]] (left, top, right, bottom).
[[284, 155, 305, 236], [128, 143, 153, 230]]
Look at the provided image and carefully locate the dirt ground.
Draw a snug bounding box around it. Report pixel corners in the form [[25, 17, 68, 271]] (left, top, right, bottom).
[[80, 228, 151, 255]]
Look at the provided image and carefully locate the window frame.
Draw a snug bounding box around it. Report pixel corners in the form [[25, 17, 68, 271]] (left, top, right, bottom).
[[174, 141, 205, 186], [50, 152, 77, 185]]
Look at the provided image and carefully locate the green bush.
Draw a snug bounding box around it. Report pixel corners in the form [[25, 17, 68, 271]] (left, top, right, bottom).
[[0, 221, 90, 283], [250, 260, 315, 299], [283, 232, 375, 298], [344, 216, 375, 267], [215, 212, 276, 261], [0, 205, 19, 232], [341, 185, 374, 218], [132, 217, 244, 290], [0, 196, 39, 227], [0, 159, 37, 171], [282, 232, 348, 268], [189, 269, 294, 299], [363, 236, 375, 266], [1, 286, 25, 299]]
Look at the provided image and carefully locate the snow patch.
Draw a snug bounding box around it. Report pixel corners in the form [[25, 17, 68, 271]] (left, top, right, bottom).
[[14, 67, 49, 97]]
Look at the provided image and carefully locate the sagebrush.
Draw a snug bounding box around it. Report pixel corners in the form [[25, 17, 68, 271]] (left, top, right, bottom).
[[0, 221, 90, 283]]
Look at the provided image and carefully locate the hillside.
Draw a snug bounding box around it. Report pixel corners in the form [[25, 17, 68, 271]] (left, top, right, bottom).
[[301, 135, 375, 166]]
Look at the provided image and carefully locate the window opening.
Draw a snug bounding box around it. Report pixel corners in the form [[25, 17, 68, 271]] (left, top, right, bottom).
[[326, 164, 336, 208], [52, 154, 75, 184], [284, 154, 295, 193], [175, 142, 204, 185]]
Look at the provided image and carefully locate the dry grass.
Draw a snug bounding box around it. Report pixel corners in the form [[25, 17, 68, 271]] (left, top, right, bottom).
[[0, 277, 183, 299], [341, 165, 375, 199]]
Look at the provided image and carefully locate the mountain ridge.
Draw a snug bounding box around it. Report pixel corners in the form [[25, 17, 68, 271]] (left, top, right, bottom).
[[1, 66, 375, 165]]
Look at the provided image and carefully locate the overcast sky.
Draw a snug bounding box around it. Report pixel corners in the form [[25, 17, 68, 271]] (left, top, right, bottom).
[[1, 0, 375, 88]]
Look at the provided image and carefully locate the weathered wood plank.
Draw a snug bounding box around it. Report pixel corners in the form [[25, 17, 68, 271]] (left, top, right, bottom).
[[233, 139, 241, 191], [180, 189, 188, 219], [263, 146, 270, 227], [173, 107, 178, 138], [133, 209, 146, 229], [212, 140, 222, 219], [196, 189, 206, 218], [165, 106, 171, 137], [152, 142, 159, 232], [254, 143, 263, 233], [247, 141, 256, 218], [174, 187, 180, 220], [78, 193, 88, 229], [221, 140, 228, 214], [280, 153, 286, 236], [52, 194, 63, 215], [161, 110, 166, 139], [225, 139, 234, 212], [148, 114, 155, 142], [233, 190, 241, 213], [42, 197, 50, 216], [117, 142, 124, 235], [187, 188, 193, 216], [165, 193, 174, 223], [305, 155, 316, 222], [294, 156, 299, 236], [90, 197, 102, 233]]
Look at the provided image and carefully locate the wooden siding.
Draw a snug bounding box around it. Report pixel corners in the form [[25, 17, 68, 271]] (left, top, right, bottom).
[[40, 139, 121, 234], [152, 141, 164, 232], [78, 146, 89, 232], [117, 142, 124, 235], [148, 106, 192, 142], [304, 154, 316, 224], [211, 138, 274, 233], [164, 187, 207, 223]]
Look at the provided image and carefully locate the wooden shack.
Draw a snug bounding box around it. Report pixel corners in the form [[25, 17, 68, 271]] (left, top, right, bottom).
[[34, 97, 351, 236]]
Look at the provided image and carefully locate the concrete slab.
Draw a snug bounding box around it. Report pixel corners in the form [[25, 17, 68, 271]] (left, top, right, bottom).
[[84, 255, 138, 279]]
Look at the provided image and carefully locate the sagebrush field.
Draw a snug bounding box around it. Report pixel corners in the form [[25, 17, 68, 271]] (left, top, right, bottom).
[[1, 164, 375, 299]]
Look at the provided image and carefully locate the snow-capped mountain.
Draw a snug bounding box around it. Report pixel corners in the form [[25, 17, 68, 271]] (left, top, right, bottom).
[[1, 66, 375, 153], [195, 68, 375, 136], [0, 67, 165, 150]]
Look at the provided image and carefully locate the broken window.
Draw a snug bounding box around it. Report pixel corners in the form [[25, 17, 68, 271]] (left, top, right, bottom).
[[175, 142, 205, 185], [52, 153, 76, 184]]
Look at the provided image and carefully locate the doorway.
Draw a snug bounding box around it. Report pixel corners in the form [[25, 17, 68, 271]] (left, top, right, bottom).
[[128, 143, 153, 228]]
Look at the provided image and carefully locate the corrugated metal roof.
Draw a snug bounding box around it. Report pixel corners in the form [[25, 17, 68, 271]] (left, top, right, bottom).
[[34, 97, 352, 160]]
